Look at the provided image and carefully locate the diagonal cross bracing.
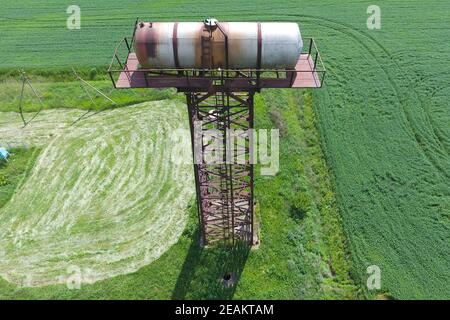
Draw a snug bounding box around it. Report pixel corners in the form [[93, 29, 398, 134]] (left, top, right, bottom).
[[186, 90, 255, 246]]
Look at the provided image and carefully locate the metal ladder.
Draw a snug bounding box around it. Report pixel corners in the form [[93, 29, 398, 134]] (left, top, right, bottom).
[[201, 29, 213, 69]]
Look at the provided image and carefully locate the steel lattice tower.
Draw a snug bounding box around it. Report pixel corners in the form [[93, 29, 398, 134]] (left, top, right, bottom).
[[109, 19, 325, 246], [186, 89, 255, 245]]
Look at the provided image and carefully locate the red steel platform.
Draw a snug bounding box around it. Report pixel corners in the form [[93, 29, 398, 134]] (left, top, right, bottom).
[[108, 38, 325, 91], [114, 53, 322, 90], [292, 54, 322, 88]]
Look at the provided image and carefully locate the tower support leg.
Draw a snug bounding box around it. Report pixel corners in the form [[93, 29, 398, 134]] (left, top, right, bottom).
[[186, 90, 255, 246]]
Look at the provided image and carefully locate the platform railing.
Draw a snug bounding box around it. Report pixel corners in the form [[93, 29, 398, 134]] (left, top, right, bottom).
[[107, 36, 326, 89], [306, 38, 326, 86]]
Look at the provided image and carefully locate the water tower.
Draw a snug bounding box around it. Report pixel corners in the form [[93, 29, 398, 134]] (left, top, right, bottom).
[[108, 18, 325, 246]]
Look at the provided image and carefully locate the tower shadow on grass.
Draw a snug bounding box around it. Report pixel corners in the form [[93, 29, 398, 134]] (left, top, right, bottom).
[[171, 227, 250, 300]]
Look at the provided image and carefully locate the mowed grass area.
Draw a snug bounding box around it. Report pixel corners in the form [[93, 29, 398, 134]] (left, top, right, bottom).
[[0, 101, 196, 288], [0, 0, 449, 299]]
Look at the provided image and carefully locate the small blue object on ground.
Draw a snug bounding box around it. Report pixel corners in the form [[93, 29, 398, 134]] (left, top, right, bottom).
[[0, 147, 10, 160]]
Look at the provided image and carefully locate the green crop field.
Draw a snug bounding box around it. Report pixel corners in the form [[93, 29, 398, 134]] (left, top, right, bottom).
[[0, 0, 449, 299]]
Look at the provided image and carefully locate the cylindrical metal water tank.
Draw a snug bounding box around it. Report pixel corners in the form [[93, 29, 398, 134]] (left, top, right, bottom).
[[133, 21, 302, 70]]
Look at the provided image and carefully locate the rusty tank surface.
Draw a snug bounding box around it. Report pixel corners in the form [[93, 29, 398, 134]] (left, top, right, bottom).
[[133, 19, 303, 70]]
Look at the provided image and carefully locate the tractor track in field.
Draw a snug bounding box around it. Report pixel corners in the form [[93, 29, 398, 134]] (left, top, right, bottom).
[[258, 13, 450, 179], [0, 101, 194, 287], [404, 71, 450, 154]]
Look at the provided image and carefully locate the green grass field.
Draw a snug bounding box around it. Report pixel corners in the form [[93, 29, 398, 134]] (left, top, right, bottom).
[[0, 0, 449, 299]]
